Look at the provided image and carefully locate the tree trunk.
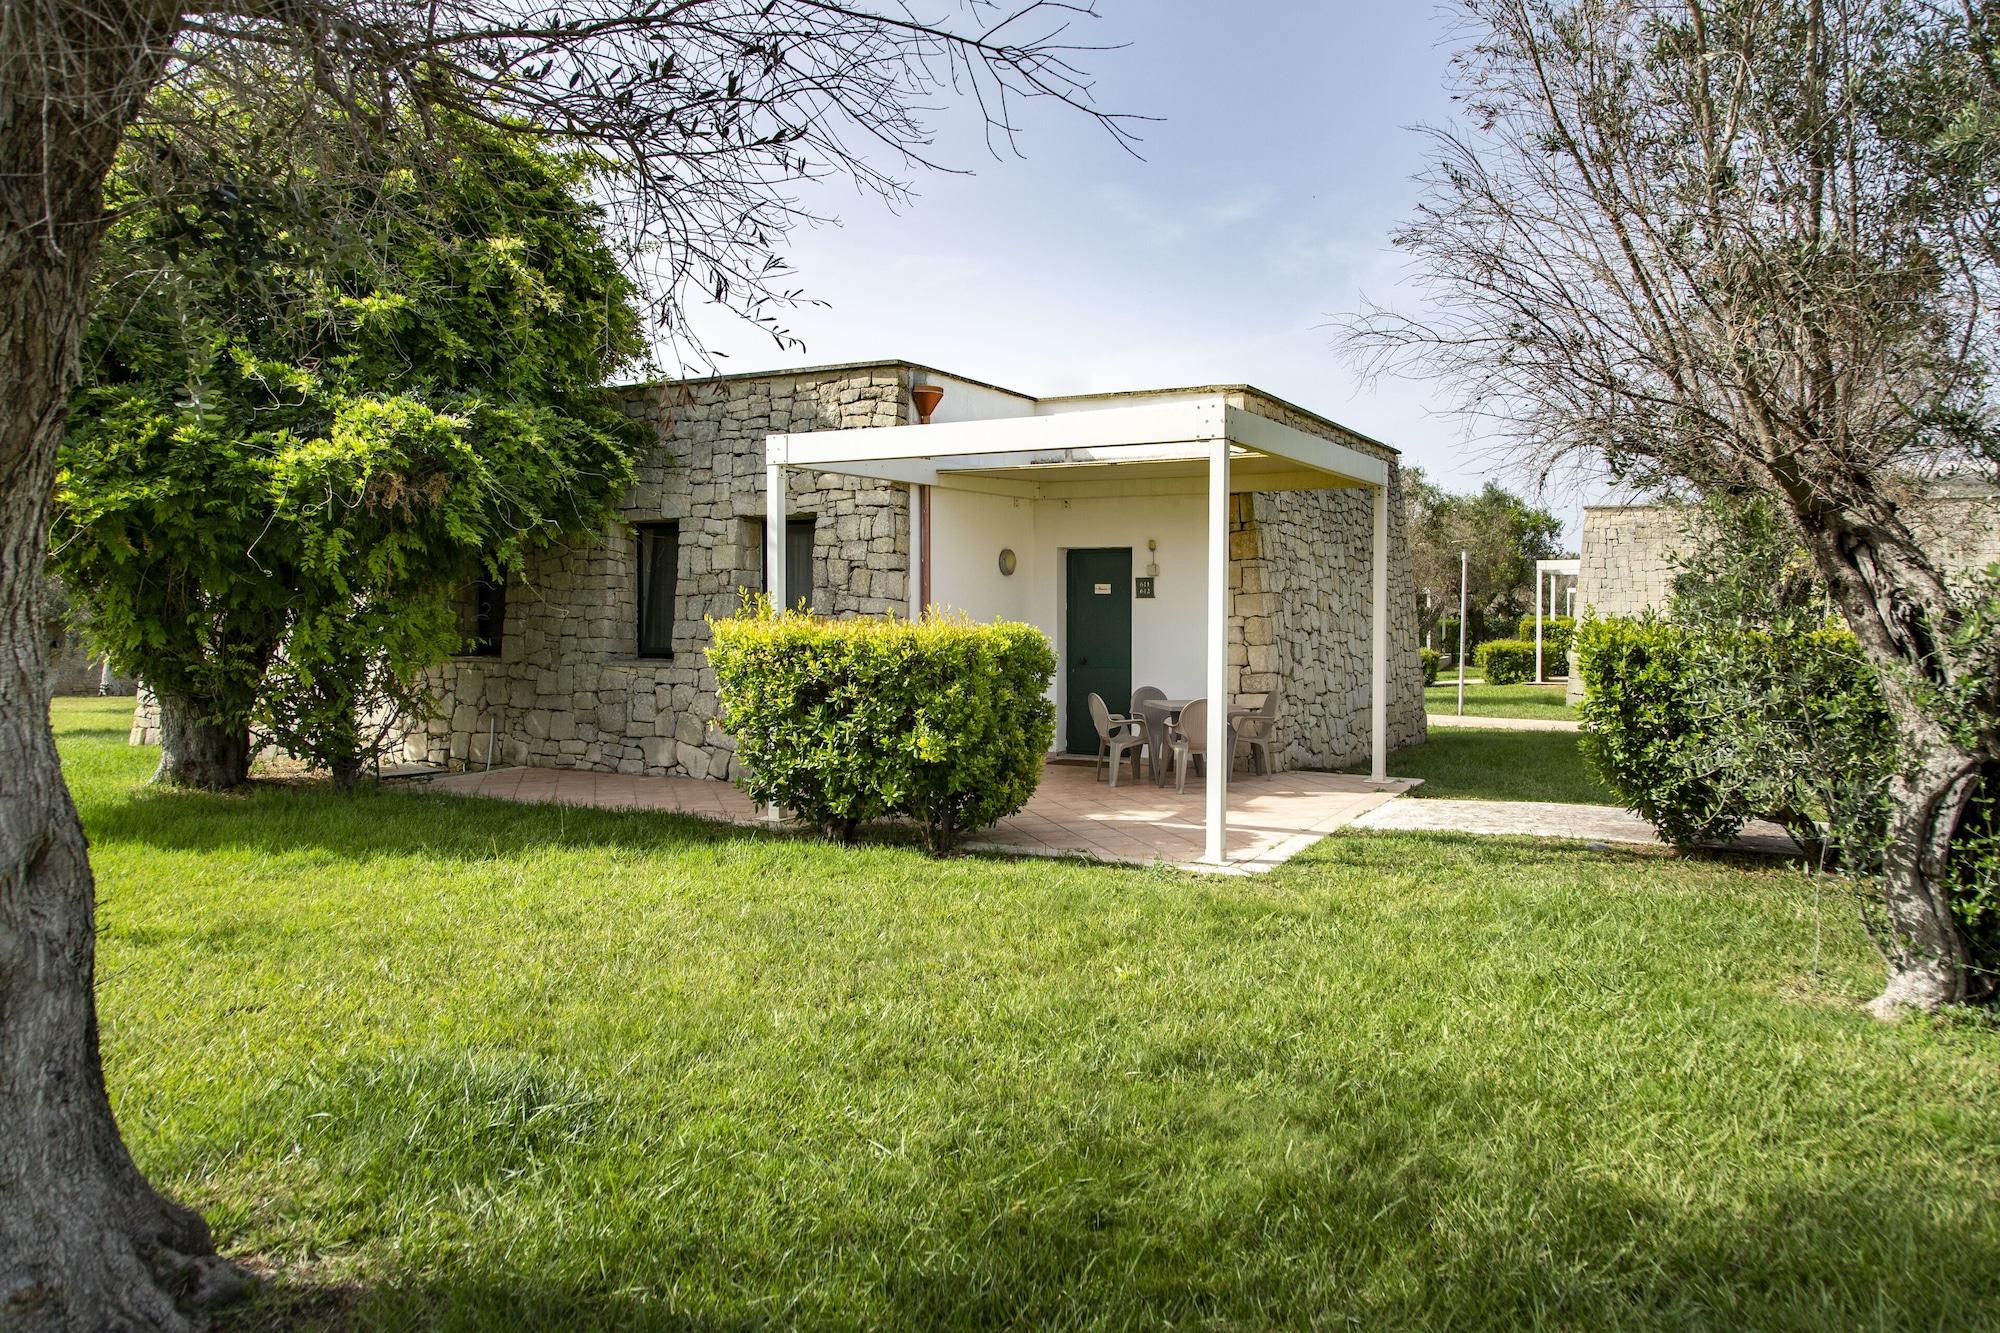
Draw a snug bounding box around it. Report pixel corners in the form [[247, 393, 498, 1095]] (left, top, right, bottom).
[[2, 6, 245, 1328], [1780, 479, 1993, 1016], [1867, 748, 1981, 1016], [150, 692, 251, 790]]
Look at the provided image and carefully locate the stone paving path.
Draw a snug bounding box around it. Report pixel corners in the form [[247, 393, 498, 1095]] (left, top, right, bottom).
[[1352, 797, 1799, 855], [425, 760, 1415, 874], [1425, 712, 1581, 733]]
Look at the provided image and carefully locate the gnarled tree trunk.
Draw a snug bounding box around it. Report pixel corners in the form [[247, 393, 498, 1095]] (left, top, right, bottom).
[[1870, 750, 1982, 1014], [2, 5, 245, 1328], [1790, 483, 1994, 1016], [150, 692, 251, 790]]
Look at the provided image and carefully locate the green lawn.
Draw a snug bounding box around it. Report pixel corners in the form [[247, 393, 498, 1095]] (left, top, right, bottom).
[[1426, 680, 1578, 721], [51, 697, 2000, 1329], [1386, 728, 1618, 804]]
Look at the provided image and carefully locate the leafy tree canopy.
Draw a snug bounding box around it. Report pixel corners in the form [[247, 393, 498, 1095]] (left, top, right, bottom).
[[1402, 467, 1565, 643], [54, 83, 647, 783]]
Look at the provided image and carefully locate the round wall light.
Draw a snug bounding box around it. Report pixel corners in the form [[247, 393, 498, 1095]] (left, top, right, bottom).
[[997, 548, 1018, 576]]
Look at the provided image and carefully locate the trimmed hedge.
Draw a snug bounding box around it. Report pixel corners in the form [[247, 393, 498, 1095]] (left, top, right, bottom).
[[709, 608, 1056, 853], [1573, 618, 1740, 846], [1476, 638, 1537, 685], [1574, 615, 1895, 855], [1419, 647, 1442, 686], [1515, 614, 1576, 670]]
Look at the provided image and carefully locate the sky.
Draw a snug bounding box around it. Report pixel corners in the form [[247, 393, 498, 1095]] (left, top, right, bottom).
[[681, 1, 1612, 529]]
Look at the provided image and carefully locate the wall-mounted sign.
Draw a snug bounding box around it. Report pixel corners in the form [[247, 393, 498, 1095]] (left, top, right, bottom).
[[1093, 582, 1112, 595], [1135, 577, 1156, 599]]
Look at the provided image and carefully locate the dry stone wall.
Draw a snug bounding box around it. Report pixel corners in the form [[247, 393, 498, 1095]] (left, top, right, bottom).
[[1228, 393, 1427, 769], [1576, 505, 1686, 622], [128, 364, 1430, 779], [1569, 490, 2000, 700], [396, 364, 914, 780]]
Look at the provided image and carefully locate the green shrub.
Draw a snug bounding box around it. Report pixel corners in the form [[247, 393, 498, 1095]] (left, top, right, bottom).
[[1574, 617, 1744, 846], [1476, 638, 1537, 685], [1419, 647, 1442, 686], [1514, 614, 1576, 670], [1575, 616, 1896, 856], [709, 607, 1056, 853]]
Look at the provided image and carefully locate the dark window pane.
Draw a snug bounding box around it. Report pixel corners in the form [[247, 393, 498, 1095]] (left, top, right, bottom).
[[469, 575, 506, 656], [638, 523, 678, 657], [759, 516, 817, 612], [786, 519, 815, 611]]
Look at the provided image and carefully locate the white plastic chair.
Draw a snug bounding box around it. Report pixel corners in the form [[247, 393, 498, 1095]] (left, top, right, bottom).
[[1088, 692, 1146, 788], [1233, 690, 1281, 776], [1167, 697, 1209, 795], [1130, 685, 1167, 781]]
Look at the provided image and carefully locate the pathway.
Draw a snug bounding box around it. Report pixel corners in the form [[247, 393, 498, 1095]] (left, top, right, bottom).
[[1426, 712, 1581, 733], [1352, 797, 1800, 855], [424, 760, 1416, 874]]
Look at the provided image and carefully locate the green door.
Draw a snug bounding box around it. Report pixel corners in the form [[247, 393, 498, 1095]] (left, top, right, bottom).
[[1064, 548, 1134, 754]]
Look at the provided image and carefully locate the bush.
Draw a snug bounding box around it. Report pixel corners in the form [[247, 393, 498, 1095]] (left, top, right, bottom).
[[1574, 617, 1744, 846], [1514, 613, 1576, 670], [709, 607, 1056, 853], [1476, 638, 1537, 685], [1419, 647, 1442, 686], [1575, 616, 1894, 856]]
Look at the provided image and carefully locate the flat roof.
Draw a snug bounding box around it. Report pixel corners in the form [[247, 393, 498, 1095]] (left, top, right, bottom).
[[614, 359, 1397, 456]]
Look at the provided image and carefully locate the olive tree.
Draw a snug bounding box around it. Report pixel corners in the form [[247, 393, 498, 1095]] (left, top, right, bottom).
[[1350, 0, 2000, 1017], [0, 3, 1128, 1327]]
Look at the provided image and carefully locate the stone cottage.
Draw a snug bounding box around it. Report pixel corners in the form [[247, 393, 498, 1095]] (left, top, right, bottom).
[[367, 358, 1426, 781]]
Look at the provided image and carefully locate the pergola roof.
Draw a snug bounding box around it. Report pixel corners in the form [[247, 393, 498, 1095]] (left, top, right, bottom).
[[759, 387, 1398, 866], [766, 394, 1388, 499]]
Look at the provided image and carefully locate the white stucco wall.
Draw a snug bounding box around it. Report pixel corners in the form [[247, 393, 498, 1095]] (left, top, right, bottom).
[[929, 489, 1219, 752], [1029, 495, 1212, 714], [915, 371, 1036, 424], [928, 490, 1034, 623]]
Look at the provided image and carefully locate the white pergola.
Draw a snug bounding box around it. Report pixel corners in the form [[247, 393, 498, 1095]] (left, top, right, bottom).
[[1532, 557, 1582, 683], [763, 393, 1395, 865]]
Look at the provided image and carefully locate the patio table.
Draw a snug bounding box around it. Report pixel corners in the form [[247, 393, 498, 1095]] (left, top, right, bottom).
[[1143, 698, 1253, 786]]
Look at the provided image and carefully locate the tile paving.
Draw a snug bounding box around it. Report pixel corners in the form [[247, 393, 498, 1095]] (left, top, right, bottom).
[[426, 758, 1415, 873]]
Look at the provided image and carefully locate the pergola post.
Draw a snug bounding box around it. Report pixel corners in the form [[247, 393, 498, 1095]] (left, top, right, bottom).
[[907, 482, 924, 620], [1370, 482, 1388, 783], [1204, 435, 1231, 864], [765, 460, 787, 614], [1533, 565, 1545, 682]]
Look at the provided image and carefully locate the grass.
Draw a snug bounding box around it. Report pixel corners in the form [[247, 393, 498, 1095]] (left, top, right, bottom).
[[1426, 680, 1579, 721], [1385, 728, 1618, 804], [51, 696, 2000, 1330]]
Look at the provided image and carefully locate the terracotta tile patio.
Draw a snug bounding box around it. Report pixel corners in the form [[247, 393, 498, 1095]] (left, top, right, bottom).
[[425, 759, 1414, 873]]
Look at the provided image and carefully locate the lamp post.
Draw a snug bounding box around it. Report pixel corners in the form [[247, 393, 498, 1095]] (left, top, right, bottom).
[[1456, 549, 1468, 716]]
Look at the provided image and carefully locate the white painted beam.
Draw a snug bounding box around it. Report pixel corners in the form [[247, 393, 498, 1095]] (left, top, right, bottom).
[[773, 398, 1228, 467], [1204, 437, 1231, 865], [1223, 406, 1389, 487], [929, 467, 1362, 502], [765, 462, 787, 615], [907, 482, 923, 620]]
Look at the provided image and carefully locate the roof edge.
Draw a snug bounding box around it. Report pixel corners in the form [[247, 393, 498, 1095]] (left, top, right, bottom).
[[611, 362, 1396, 455]]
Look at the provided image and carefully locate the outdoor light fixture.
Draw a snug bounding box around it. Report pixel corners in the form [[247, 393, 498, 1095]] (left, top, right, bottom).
[[998, 548, 1017, 576], [1146, 537, 1159, 578]]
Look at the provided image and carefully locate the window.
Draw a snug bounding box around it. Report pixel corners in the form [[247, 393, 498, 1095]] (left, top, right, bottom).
[[636, 522, 679, 657], [465, 574, 507, 656], [754, 516, 817, 612]]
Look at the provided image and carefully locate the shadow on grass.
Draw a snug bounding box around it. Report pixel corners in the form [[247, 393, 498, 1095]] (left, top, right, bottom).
[[64, 725, 138, 743], [202, 1062, 2000, 1331], [79, 778, 1068, 875], [82, 780, 791, 868]]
